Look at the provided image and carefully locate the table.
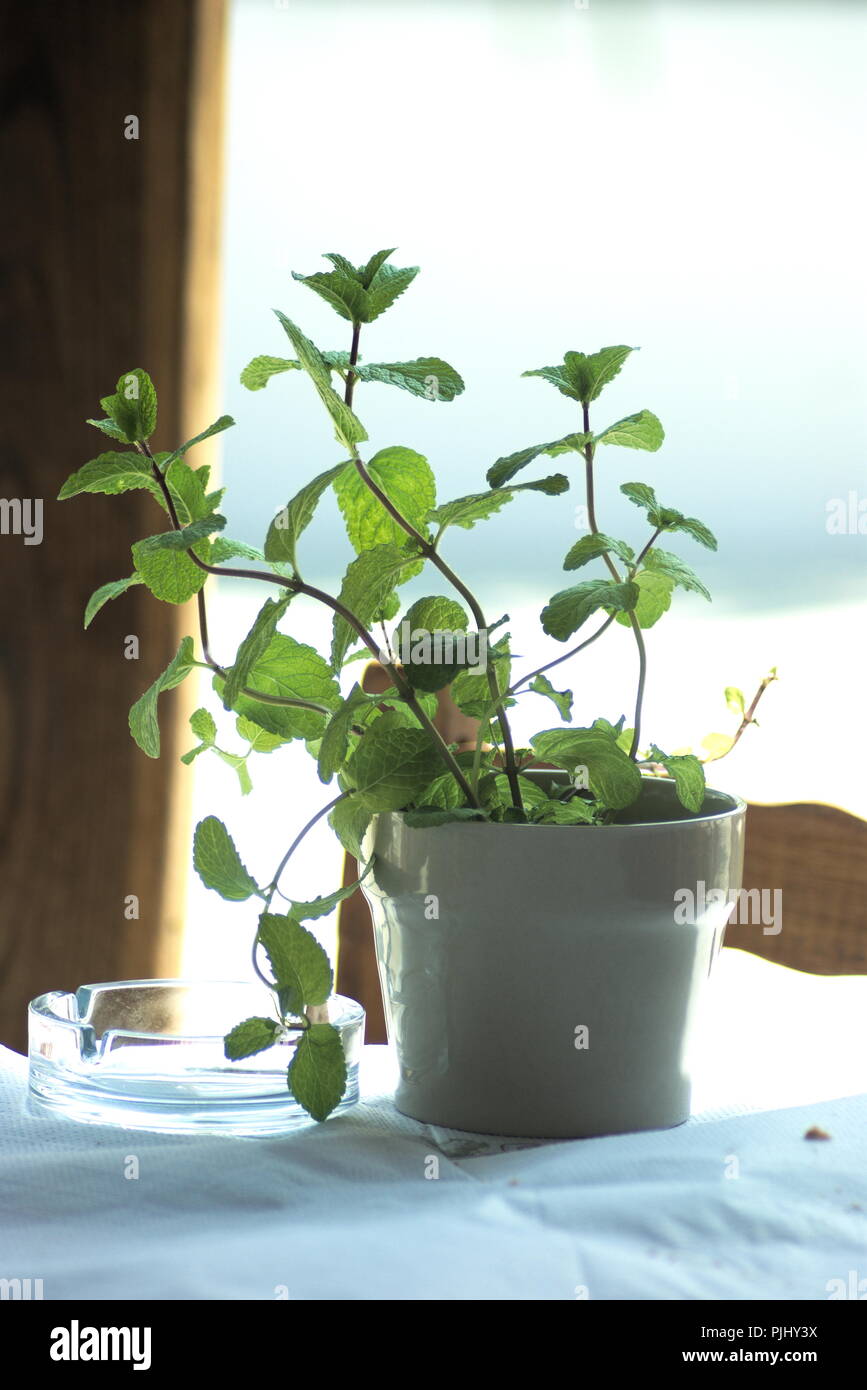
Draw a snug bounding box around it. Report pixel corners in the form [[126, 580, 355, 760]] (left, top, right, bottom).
[[1, 950, 866, 1300]]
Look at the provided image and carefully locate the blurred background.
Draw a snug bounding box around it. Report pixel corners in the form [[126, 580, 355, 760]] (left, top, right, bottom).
[[2, 0, 865, 1042]]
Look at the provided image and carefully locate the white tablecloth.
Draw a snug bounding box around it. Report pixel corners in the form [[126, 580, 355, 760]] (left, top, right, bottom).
[[2, 949, 866, 1300]]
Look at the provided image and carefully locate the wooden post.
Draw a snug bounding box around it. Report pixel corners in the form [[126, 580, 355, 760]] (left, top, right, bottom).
[[0, 0, 227, 1050]]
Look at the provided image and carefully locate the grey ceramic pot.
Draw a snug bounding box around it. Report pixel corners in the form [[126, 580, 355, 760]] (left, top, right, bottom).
[[361, 776, 746, 1138]]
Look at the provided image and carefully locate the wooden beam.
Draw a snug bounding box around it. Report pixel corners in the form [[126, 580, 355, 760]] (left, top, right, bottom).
[[0, 0, 227, 1050]]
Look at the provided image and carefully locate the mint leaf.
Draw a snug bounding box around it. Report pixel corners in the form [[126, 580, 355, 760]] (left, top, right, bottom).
[[403, 807, 487, 827], [180, 706, 217, 765], [541, 579, 638, 641], [288, 861, 373, 922], [334, 447, 436, 554], [274, 311, 367, 449], [58, 451, 162, 502], [529, 673, 573, 721], [128, 636, 195, 758], [643, 548, 711, 602], [258, 913, 333, 1013], [595, 409, 664, 452], [562, 533, 635, 571], [346, 711, 443, 812], [620, 481, 659, 512], [522, 346, 635, 406], [529, 728, 642, 809], [135, 513, 226, 552], [364, 261, 419, 320], [218, 633, 340, 741], [352, 357, 464, 402], [240, 355, 301, 390], [614, 570, 674, 629], [193, 815, 260, 900], [357, 247, 396, 286], [218, 750, 253, 797], [400, 595, 469, 633], [86, 416, 131, 443], [330, 543, 419, 669], [667, 515, 717, 550], [83, 573, 143, 629], [224, 1016, 282, 1060], [429, 475, 569, 535], [162, 461, 215, 524], [412, 771, 466, 811], [264, 462, 346, 573], [99, 369, 158, 442], [725, 686, 746, 716], [648, 745, 706, 813], [221, 595, 292, 711], [487, 434, 588, 489], [317, 683, 370, 783], [162, 415, 235, 469], [328, 794, 372, 859], [449, 635, 511, 719], [288, 1023, 347, 1122], [210, 537, 267, 564], [530, 797, 596, 824], [291, 268, 371, 322], [237, 716, 286, 753]]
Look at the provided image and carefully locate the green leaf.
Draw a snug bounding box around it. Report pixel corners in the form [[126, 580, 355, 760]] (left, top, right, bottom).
[[346, 711, 444, 812], [274, 311, 368, 449], [702, 732, 735, 758], [291, 268, 371, 322], [135, 513, 226, 552], [357, 247, 396, 286], [529, 673, 573, 721], [364, 261, 419, 320], [162, 460, 213, 525], [328, 794, 372, 860], [317, 683, 371, 783], [400, 595, 469, 633], [614, 570, 674, 629], [210, 536, 267, 565], [620, 481, 659, 513], [131, 516, 224, 606], [334, 447, 436, 554], [224, 1016, 282, 1061], [725, 686, 746, 717], [258, 913, 333, 1013], [403, 806, 487, 827], [562, 533, 635, 571], [541, 579, 638, 641], [219, 633, 340, 741], [58, 451, 162, 502], [193, 815, 260, 900], [529, 728, 642, 809], [237, 715, 286, 753], [412, 771, 466, 811], [162, 415, 235, 469], [393, 597, 474, 694], [330, 543, 420, 670], [430, 475, 569, 535], [83, 573, 143, 628], [99, 369, 158, 442], [620, 484, 717, 551], [643, 548, 711, 602], [129, 636, 195, 758], [648, 745, 706, 813], [86, 416, 131, 443], [240, 355, 301, 390], [191, 707, 217, 743], [595, 409, 664, 452], [487, 434, 588, 489], [322, 251, 363, 280], [288, 1023, 347, 1122], [217, 750, 253, 797], [288, 861, 373, 922], [530, 797, 596, 824], [478, 772, 550, 817], [522, 346, 635, 406], [264, 462, 346, 573], [351, 357, 464, 402], [222, 595, 292, 711], [449, 635, 512, 719]]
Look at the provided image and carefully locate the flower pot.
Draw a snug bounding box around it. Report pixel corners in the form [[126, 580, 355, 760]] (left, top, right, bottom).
[[361, 777, 746, 1138], [28, 980, 364, 1135]]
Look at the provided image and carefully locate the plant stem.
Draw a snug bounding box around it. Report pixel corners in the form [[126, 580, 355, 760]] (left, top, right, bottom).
[[339, 335, 523, 811], [140, 442, 478, 806], [510, 613, 617, 695], [702, 669, 778, 764]]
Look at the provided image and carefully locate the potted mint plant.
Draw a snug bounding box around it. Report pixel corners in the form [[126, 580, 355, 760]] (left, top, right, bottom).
[[55, 249, 771, 1137]]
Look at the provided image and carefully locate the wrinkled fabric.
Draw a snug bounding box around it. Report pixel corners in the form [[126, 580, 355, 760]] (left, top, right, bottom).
[[1, 951, 865, 1300]]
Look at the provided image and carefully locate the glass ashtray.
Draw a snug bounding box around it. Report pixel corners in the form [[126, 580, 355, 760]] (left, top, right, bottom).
[[28, 980, 364, 1136]]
